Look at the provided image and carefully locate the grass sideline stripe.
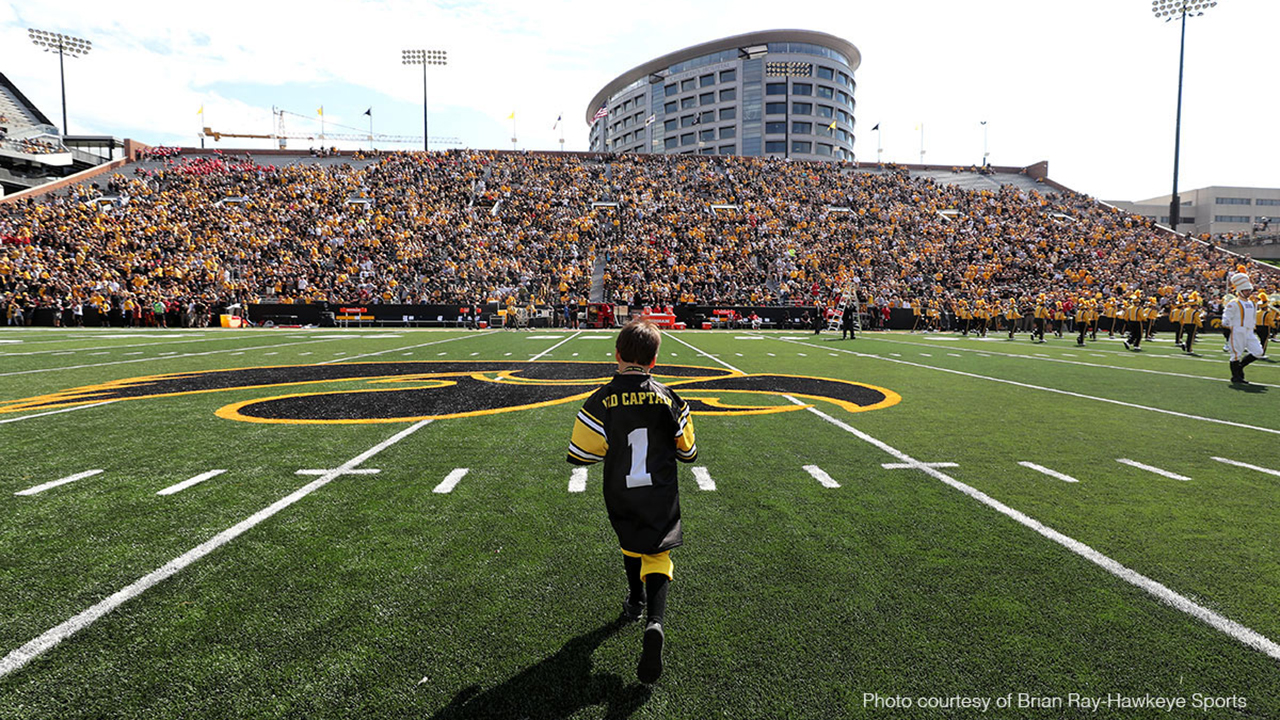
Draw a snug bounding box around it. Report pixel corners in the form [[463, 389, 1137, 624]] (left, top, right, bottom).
[[433, 468, 469, 494], [157, 470, 227, 496], [1117, 459, 1191, 482], [674, 331, 1280, 663], [1019, 461, 1080, 483], [691, 466, 716, 491], [0, 400, 117, 426], [803, 465, 840, 488], [1211, 457, 1280, 478], [15, 469, 104, 496], [569, 467, 587, 493], [0, 419, 434, 681]]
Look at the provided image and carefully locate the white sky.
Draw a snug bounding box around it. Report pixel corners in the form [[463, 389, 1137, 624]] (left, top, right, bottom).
[[1, 0, 1274, 201]]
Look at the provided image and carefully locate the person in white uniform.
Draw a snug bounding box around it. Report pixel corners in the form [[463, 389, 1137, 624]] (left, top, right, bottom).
[[1222, 272, 1265, 385]]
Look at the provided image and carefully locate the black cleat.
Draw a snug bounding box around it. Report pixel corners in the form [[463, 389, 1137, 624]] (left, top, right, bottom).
[[637, 621, 665, 684], [622, 596, 645, 623]]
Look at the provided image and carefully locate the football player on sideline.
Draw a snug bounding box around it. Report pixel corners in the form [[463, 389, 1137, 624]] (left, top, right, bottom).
[[567, 320, 697, 684]]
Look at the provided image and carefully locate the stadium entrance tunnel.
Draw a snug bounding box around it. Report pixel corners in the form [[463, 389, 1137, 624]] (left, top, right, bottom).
[[0, 361, 900, 424]]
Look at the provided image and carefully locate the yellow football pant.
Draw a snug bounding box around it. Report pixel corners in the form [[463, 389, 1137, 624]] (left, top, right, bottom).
[[621, 548, 673, 581]]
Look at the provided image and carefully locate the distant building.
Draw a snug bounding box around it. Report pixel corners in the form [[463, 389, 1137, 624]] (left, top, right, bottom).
[[585, 29, 860, 161], [1108, 186, 1280, 237]]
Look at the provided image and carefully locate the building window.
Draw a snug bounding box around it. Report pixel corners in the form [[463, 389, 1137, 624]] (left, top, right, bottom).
[[664, 84, 677, 97], [720, 68, 736, 82], [1214, 215, 1251, 223], [700, 110, 715, 124], [765, 122, 787, 134], [700, 129, 715, 142], [700, 92, 715, 105], [1216, 197, 1251, 205], [766, 82, 787, 95], [681, 97, 697, 109], [664, 137, 678, 150], [700, 74, 715, 87], [681, 78, 696, 92], [664, 119, 678, 132], [816, 86, 834, 100], [816, 143, 833, 156], [792, 83, 813, 96], [817, 66, 834, 80], [765, 140, 787, 153], [837, 91, 850, 106], [700, 147, 715, 155], [765, 102, 788, 115], [839, 72, 852, 87], [719, 144, 736, 155], [719, 87, 737, 102], [1256, 198, 1280, 206], [720, 126, 736, 139], [681, 132, 695, 146], [792, 102, 812, 115], [792, 121, 812, 134], [816, 105, 834, 118], [681, 115, 696, 127], [792, 141, 811, 154], [719, 107, 737, 121], [664, 101, 677, 114]]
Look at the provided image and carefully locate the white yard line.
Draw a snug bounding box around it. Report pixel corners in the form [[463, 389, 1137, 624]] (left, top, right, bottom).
[[803, 465, 840, 488], [0, 418, 434, 680], [315, 333, 477, 365], [673, 331, 1280, 662], [529, 331, 584, 361], [0, 338, 336, 378], [882, 462, 958, 470], [0, 401, 117, 426], [1018, 461, 1079, 484], [1117, 459, 1192, 482], [0, 334, 270, 357], [775, 337, 1280, 437], [691, 466, 716, 491], [433, 468, 469, 494], [1211, 457, 1280, 478], [569, 467, 588, 493], [15, 469, 104, 496], [157, 470, 227, 496]]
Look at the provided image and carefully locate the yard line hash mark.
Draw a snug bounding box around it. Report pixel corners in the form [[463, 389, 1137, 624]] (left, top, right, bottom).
[[1211, 457, 1280, 478], [15, 469, 104, 496], [882, 462, 958, 470], [692, 466, 716, 491], [1117, 458, 1191, 482], [803, 465, 839, 488], [0, 419, 435, 680], [433, 468, 469, 494], [569, 467, 587, 493], [157, 470, 227, 496], [1018, 461, 1079, 483]]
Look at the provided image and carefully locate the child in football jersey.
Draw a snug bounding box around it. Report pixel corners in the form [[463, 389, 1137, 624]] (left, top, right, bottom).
[[567, 320, 697, 684]]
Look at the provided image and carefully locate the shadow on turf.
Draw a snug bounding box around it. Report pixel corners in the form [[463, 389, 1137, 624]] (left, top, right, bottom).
[[1229, 383, 1269, 394], [428, 617, 651, 720]]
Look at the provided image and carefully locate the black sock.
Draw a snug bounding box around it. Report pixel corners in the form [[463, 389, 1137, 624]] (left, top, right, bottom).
[[624, 556, 644, 604], [644, 574, 669, 624], [1242, 354, 1258, 368]]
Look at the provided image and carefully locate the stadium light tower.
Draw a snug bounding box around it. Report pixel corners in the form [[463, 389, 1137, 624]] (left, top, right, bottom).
[[27, 28, 92, 136], [1152, 0, 1218, 233], [402, 49, 447, 152]]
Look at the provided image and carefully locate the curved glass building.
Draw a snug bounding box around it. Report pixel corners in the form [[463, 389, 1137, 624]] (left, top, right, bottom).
[[586, 29, 860, 161]]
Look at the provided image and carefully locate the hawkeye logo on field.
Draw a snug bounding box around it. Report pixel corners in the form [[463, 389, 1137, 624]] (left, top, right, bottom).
[[0, 361, 900, 425]]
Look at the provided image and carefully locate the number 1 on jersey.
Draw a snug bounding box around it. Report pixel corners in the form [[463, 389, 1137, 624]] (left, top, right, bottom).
[[625, 428, 653, 488]]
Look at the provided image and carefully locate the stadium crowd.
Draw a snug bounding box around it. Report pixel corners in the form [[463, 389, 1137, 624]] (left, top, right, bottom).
[[1, 149, 1276, 328]]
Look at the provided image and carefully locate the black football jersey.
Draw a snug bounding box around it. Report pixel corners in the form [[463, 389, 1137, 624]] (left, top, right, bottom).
[[568, 372, 697, 554]]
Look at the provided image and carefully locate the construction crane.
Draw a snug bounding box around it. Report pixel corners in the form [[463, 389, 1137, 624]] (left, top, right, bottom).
[[201, 107, 461, 150]]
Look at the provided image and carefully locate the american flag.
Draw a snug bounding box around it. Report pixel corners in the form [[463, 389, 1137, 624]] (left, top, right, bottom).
[[593, 105, 608, 122]]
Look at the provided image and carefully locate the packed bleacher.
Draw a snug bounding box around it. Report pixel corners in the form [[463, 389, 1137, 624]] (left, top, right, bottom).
[[1, 149, 1276, 327]]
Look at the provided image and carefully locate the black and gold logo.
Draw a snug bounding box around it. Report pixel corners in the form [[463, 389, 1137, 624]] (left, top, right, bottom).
[[0, 361, 899, 424]]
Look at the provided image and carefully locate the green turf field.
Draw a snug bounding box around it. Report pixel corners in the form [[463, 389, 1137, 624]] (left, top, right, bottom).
[[0, 326, 1277, 719]]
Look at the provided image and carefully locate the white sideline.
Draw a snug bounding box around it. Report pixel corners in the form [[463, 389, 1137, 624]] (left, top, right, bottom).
[[1211, 457, 1280, 478], [669, 331, 1280, 663], [15, 469, 104, 496], [1117, 459, 1191, 482], [157, 470, 227, 496], [0, 419, 434, 680], [529, 331, 583, 361], [1018, 461, 1079, 484], [569, 467, 588, 493], [803, 465, 840, 488], [0, 401, 117, 426], [774, 337, 1280, 437], [433, 468, 469, 494], [0, 338, 337, 378], [691, 466, 716, 491]]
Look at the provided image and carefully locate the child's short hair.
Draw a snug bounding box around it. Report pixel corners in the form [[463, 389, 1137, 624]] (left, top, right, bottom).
[[616, 320, 661, 365]]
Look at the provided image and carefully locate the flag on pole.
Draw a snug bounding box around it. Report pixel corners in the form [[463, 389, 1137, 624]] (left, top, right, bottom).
[[592, 105, 608, 122], [318, 107, 324, 117], [507, 111, 516, 120], [827, 120, 837, 131], [197, 105, 204, 116], [871, 123, 880, 131], [645, 114, 655, 126], [364, 108, 372, 116], [553, 114, 561, 130]]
